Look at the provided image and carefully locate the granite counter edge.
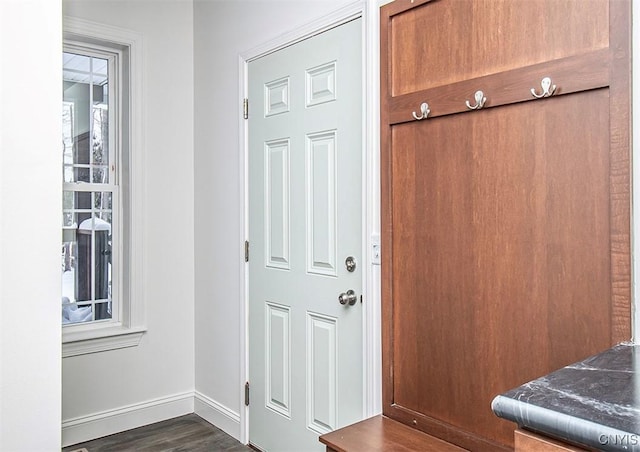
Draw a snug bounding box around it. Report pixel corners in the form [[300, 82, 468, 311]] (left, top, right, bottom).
[[491, 394, 640, 451]]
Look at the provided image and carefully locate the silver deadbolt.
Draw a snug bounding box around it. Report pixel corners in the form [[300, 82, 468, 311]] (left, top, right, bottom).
[[345, 256, 356, 272], [339, 289, 357, 306]]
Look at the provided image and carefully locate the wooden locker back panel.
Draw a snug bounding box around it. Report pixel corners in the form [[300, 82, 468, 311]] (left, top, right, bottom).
[[388, 0, 609, 96], [390, 90, 612, 446]]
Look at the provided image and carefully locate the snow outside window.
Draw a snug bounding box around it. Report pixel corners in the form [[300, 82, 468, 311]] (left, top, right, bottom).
[[62, 50, 118, 326]]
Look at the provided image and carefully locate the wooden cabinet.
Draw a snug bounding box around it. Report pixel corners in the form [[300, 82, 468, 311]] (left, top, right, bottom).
[[380, 0, 631, 450]]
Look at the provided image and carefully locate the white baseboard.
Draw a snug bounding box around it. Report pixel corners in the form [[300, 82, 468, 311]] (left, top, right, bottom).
[[61, 391, 194, 448], [194, 391, 241, 441]]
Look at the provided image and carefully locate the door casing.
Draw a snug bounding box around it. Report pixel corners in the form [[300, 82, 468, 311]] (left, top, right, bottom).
[[238, 0, 381, 444]]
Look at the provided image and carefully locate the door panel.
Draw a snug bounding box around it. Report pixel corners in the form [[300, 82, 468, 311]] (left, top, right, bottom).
[[307, 130, 338, 277], [265, 139, 291, 270], [306, 312, 337, 434], [265, 302, 291, 418], [248, 18, 363, 452]]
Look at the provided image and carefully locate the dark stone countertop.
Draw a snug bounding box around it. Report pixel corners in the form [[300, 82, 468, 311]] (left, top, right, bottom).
[[492, 343, 640, 451]]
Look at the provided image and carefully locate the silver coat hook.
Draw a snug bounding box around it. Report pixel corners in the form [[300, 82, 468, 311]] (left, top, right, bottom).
[[412, 102, 430, 120], [531, 77, 557, 98], [465, 90, 486, 110]]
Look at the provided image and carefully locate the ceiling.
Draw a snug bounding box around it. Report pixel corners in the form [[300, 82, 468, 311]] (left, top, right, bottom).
[[63, 52, 108, 85]]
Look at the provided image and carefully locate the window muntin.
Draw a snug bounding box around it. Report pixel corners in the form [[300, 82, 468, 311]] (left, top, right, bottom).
[[61, 18, 145, 355], [62, 48, 119, 326]]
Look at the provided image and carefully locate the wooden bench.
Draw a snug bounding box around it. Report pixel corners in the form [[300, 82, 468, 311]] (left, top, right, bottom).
[[319, 416, 466, 452]]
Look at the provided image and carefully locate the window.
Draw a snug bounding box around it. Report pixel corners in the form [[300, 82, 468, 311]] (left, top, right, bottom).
[[62, 18, 145, 356], [62, 49, 117, 326]]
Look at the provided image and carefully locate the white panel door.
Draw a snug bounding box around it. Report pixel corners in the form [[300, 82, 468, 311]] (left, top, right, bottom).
[[248, 18, 363, 452]]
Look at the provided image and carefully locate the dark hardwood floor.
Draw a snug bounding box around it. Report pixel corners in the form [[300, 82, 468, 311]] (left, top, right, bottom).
[[62, 414, 252, 452]]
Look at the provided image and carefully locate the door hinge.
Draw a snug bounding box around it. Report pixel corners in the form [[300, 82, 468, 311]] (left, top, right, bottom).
[[244, 240, 250, 262], [245, 381, 250, 406], [243, 98, 249, 120]]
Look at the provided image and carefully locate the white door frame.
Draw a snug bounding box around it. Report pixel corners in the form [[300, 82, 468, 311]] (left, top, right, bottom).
[[238, 0, 381, 444]]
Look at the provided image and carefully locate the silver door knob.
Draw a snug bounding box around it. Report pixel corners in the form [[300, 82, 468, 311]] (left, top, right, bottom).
[[339, 289, 357, 306]]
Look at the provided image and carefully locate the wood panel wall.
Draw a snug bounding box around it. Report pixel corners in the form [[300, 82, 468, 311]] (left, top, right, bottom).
[[380, 0, 631, 450]]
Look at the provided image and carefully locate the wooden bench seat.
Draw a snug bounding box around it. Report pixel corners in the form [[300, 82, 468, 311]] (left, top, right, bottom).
[[319, 416, 466, 452]]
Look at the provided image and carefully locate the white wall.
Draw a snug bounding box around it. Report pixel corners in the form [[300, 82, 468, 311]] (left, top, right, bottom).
[[193, 0, 355, 438], [0, 1, 62, 450], [61, 1, 195, 446]]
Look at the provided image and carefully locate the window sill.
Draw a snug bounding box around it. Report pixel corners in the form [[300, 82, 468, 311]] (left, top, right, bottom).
[[62, 325, 146, 357]]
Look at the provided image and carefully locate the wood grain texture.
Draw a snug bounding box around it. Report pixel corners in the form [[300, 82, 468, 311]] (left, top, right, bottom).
[[380, 0, 631, 450], [319, 415, 467, 452], [514, 429, 588, 452], [62, 414, 250, 452], [389, 0, 609, 96], [607, 0, 632, 344], [388, 49, 610, 125], [389, 91, 613, 448], [379, 0, 394, 426]]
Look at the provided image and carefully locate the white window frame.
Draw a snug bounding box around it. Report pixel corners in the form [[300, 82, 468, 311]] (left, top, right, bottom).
[[62, 17, 146, 357], [62, 44, 120, 326]]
